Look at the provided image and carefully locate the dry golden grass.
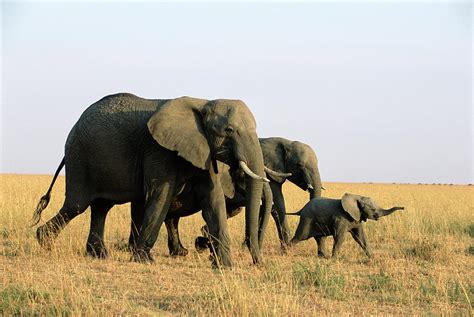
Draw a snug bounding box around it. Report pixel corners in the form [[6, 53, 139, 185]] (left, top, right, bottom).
[[1, 174, 473, 315]]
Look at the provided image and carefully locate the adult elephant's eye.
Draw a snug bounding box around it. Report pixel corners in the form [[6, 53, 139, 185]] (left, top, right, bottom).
[[225, 126, 234, 135]]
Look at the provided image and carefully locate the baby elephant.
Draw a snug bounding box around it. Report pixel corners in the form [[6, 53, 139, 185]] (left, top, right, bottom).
[[287, 193, 404, 258]]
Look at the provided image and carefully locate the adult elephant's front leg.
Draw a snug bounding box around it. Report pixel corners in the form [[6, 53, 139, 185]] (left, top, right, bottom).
[[128, 199, 145, 252], [194, 205, 243, 253], [198, 170, 232, 268], [165, 217, 188, 256]]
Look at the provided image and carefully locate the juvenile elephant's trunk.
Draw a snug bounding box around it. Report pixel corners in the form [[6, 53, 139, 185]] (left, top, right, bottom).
[[380, 206, 405, 217]]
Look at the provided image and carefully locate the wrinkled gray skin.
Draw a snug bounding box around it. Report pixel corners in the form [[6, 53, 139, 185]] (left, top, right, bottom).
[[288, 193, 404, 258], [165, 137, 323, 256], [32, 93, 267, 267]]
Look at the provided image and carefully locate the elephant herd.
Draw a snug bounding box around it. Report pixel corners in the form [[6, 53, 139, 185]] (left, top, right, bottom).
[[32, 93, 402, 267]]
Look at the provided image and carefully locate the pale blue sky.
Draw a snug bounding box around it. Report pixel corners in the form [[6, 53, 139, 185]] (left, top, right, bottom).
[[1, 1, 472, 183]]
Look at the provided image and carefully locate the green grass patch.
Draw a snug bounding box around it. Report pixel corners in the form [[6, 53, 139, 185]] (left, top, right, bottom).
[[447, 281, 473, 307], [465, 223, 474, 238], [403, 238, 445, 262], [419, 277, 438, 303], [365, 272, 401, 292], [467, 246, 474, 256], [0, 286, 55, 315], [292, 262, 346, 299]]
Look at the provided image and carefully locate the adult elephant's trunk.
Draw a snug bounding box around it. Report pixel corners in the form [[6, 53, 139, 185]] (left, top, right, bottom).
[[258, 182, 273, 249], [236, 135, 266, 264], [305, 169, 322, 200]]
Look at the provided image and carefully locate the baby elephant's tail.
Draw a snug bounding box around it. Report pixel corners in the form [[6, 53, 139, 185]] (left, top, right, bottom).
[[286, 210, 302, 216]]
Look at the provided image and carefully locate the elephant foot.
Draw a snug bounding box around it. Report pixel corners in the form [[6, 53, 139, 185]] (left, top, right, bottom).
[[209, 250, 233, 269], [279, 242, 291, 253], [86, 243, 108, 259], [132, 249, 154, 263], [200, 225, 209, 236], [317, 252, 329, 259], [127, 243, 137, 253], [170, 246, 189, 257], [36, 225, 56, 250], [195, 236, 210, 253]]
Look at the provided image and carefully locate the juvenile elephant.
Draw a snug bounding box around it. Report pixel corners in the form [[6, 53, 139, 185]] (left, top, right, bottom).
[[165, 137, 323, 255], [32, 93, 269, 267], [287, 193, 404, 258]]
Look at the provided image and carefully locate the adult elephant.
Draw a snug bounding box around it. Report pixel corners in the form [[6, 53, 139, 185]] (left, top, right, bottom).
[[165, 137, 323, 255], [85, 161, 273, 260], [32, 93, 269, 266], [260, 137, 323, 248]]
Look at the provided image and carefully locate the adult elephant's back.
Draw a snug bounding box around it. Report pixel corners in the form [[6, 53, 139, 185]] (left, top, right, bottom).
[[64, 93, 169, 202]]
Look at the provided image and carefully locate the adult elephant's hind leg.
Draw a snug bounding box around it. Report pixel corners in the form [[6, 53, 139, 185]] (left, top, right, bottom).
[[86, 199, 114, 258], [36, 196, 90, 250], [36, 164, 91, 250], [165, 217, 188, 256]]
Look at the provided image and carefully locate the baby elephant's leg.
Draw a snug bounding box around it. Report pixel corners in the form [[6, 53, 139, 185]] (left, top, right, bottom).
[[331, 227, 348, 259], [350, 226, 372, 258], [289, 215, 314, 246], [314, 237, 329, 258]]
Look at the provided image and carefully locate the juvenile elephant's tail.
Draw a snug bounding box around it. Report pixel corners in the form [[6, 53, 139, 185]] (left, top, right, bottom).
[[31, 157, 65, 226], [286, 210, 302, 216]]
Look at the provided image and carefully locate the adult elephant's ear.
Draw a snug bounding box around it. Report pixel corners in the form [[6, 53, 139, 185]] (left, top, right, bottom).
[[147, 97, 211, 170], [341, 193, 362, 222]]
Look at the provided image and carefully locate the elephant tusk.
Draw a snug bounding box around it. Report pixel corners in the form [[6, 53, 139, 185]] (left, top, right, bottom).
[[321, 186, 326, 190], [239, 161, 270, 183], [264, 166, 292, 178], [307, 183, 314, 190]]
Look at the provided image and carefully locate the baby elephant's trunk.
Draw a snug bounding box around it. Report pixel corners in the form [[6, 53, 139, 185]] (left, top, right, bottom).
[[380, 206, 404, 217]]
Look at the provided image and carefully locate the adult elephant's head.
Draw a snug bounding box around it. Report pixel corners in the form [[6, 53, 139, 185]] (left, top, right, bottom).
[[147, 96, 267, 263], [261, 138, 323, 199]]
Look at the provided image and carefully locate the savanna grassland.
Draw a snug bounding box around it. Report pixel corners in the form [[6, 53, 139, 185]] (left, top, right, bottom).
[[1, 174, 472, 315]]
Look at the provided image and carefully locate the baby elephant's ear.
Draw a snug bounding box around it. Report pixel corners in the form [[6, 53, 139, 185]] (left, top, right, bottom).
[[341, 193, 362, 222]]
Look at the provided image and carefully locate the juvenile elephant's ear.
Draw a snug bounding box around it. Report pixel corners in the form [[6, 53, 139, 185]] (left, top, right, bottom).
[[341, 193, 362, 222], [147, 97, 211, 170]]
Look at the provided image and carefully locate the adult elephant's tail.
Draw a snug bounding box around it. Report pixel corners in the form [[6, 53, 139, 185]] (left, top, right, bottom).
[[31, 157, 65, 226]]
